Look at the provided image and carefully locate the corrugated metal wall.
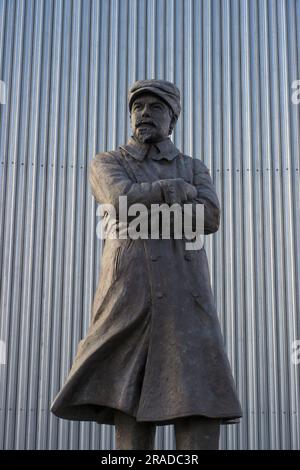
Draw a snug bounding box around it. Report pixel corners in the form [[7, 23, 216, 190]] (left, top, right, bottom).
[[0, 0, 299, 450]]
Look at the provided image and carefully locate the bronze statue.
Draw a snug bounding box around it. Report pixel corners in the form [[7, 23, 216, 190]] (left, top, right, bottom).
[[51, 79, 242, 450]]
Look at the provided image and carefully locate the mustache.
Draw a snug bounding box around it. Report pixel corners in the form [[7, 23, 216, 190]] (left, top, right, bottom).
[[136, 119, 156, 128]]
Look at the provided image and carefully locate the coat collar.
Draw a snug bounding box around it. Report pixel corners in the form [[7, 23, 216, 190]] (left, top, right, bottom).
[[119, 136, 180, 161]]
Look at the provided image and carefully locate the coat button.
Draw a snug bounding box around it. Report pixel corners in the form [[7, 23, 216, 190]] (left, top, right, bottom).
[[168, 186, 175, 193], [150, 255, 159, 261], [156, 291, 164, 298], [184, 253, 192, 261], [191, 290, 199, 298]]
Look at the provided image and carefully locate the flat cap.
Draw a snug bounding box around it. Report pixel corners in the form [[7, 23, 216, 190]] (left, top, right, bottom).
[[128, 79, 181, 119]]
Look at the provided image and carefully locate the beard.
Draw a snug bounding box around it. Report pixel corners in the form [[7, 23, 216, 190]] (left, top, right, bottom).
[[134, 124, 160, 143]]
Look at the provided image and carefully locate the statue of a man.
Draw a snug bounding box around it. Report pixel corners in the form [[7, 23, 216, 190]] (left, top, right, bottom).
[[51, 79, 242, 450]]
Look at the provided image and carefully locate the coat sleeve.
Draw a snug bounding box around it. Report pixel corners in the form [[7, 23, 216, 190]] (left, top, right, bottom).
[[89, 152, 165, 212], [186, 158, 221, 235]]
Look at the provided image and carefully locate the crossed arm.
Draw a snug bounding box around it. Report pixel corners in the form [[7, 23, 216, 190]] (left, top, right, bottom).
[[89, 153, 220, 235]]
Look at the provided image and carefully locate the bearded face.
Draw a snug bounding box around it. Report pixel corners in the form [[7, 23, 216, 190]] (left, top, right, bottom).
[[130, 93, 175, 144]]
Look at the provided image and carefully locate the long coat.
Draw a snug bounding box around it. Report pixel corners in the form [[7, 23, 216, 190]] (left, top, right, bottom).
[[50, 137, 242, 426]]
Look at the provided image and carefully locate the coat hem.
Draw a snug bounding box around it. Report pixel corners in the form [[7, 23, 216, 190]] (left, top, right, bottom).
[[135, 411, 242, 425], [51, 402, 242, 426]]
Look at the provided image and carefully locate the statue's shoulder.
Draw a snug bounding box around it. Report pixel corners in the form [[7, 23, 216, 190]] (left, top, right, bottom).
[[93, 148, 123, 162], [180, 154, 210, 174]]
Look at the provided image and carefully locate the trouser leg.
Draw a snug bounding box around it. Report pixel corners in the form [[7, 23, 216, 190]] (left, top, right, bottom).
[[174, 416, 221, 450], [114, 409, 156, 450]]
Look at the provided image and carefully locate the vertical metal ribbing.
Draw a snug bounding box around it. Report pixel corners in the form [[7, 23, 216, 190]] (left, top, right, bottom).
[[259, 0, 278, 450], [240, 0, 257, 449], [286, 0, 300, 450], [268, 0, 286, 450], [277, 0, 298, 450], [173, 0, 184, 151], [249, 0, 265, 449]]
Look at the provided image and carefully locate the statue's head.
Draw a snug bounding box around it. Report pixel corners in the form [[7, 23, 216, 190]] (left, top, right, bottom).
[[128, 79, 181, 144]]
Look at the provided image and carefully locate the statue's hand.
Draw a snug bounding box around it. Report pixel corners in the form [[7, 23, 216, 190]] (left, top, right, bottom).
[[183, 181, 198, 200], [159, 178, 197, 205]]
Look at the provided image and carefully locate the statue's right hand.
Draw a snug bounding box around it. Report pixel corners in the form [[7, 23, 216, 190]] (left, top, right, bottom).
[[159, 178, 197, 205]]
